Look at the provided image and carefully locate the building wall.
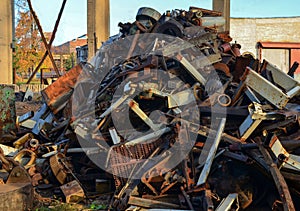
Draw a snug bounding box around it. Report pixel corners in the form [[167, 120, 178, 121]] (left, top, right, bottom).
[[230, 17, 300, 81], [230, 17, 300, 55]]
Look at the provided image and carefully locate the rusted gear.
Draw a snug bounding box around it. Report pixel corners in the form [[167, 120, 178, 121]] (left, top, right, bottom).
[[136, 7, 161, 24], [49, 152, 71, 184], [153, 19, 184, 38]]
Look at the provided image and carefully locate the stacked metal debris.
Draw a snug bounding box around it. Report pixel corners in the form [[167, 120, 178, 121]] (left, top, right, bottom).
[[1, 6, 300, 211]]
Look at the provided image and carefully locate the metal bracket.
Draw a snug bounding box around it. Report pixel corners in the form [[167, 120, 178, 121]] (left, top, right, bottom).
[[268, 135, 300, 172], [244, 67, 300, 109]]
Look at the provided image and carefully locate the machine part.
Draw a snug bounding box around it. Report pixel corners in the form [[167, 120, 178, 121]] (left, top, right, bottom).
[[13, 149, 37, 169], [0, 84, 16, 143], [261, 60, 300, 98], [176, 54, 207, 85], [27, 138, 40, 151], [197, 118, 226, 185], [31, 173, 43, 187], [109, 128, 121, 145], [257, 138, 295, 211], [239, 103, 285, 141], [232, 43, 241, 57], [49, 152, 71, 184], [267, 135, 300, 172], [244, 67, 298, 109], [168, 89, 196, 108], [60, 180, 85, 203], [6, 166, 31, 184], [23, 88, 34, 102], [154, 19, 184, 38], [13, 133, 34, 149], [213, 62, 231, 77], [16, 111, 34, 127], [217, 94, 231, 107], [128, 99, 162, 131], [215, 193, 238, 211], [32, 113, 54, 135], [219, 43, 231, 53], [239, 103, 263, 142], [128, 196, 183, 209], [136, 7, 161, 24]]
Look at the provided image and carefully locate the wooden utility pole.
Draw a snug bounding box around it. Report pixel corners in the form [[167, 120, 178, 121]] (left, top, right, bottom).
[[0, 0, 13, 84], [213, 0, 230, 32], [87, 0, 110, 60]]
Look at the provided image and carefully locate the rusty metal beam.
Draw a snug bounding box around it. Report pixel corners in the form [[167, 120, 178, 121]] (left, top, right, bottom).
[[257, 41, 300, 49], [27, 0, 60, 79], [26, 0, 67, 84], [257, 138, 295, 211], [213, 0, 230, 32]]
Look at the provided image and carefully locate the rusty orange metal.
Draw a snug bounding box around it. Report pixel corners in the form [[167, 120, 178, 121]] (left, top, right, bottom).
[[257, 41, 300, 49], [41, 63, 83, 114]]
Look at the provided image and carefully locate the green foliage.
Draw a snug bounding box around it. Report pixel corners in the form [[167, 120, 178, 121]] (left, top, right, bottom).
[[64, 53, 75, 71]]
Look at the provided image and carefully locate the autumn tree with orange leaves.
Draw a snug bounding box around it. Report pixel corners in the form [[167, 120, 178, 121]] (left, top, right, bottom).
[[14, 0, 51, 81]]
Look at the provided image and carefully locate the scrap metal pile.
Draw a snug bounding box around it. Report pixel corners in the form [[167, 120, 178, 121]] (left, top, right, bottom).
[[1, 6, 300, 211]]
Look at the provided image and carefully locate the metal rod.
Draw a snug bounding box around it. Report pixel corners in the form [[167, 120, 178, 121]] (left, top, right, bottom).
[[197, 118, 226, 185], [27, 0, 60, 77], [26, 0, 67, 84]]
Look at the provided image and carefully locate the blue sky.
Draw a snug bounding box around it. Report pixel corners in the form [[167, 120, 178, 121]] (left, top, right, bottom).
[[29, 0, 300, 45]]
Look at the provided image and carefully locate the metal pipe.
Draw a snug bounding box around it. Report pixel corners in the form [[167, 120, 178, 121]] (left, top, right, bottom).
[[26, 0, 67, 84], [197, 118, 226, 185]]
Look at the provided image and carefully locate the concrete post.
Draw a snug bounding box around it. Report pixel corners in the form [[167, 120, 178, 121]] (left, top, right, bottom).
[[213, 0, 230, 32], [0, 0, 13, 84], [87, 0, 110, 60]]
